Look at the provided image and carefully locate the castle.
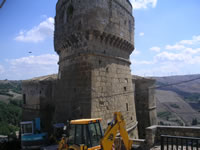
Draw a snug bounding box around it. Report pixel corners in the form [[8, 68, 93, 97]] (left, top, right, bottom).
[[22, 0, 157, 141], [54, 0, 138, 138]]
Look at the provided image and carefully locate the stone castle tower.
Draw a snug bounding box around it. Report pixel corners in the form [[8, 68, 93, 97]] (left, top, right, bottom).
[[54, 0, 138, 138]]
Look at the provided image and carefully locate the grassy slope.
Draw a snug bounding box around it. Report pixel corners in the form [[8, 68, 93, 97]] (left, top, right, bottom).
[[154, 74, 200, 126], [156, 90, 200, 126]]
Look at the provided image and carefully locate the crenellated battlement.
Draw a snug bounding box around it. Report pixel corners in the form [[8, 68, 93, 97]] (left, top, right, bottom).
[[55, 30, 134, 56]]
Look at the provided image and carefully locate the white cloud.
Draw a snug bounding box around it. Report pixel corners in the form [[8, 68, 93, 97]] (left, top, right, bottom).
[[131, 35, 200, 76], [189, 56, 200, 64], [139, 32, 144, 36], [5, 54, 58, 80], [155, 50, 200, 65], [132, 62, 183, 77], [10, 54, 58, 65], [164, 35, 200, 51], [133, 49, 141, 55], [130, 0, 157, 9], [150, 46, 160, 52], [183, 48, 200, 54], [15, 17, 54, 43], [159, 36, 200, 64], [132, 47, 200, 77], [131, 59, 155, 65], [165, 44, 185, 50], [156, 52, 190, 62], [179, 35, 200, 45]]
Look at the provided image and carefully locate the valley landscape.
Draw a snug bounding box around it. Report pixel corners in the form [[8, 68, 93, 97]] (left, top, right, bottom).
[[154, 74, 200, 126]]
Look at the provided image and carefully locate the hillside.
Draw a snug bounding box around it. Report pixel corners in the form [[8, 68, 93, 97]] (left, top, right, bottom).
[[155, 74, 200, 94], [0, 80, 22, 103], [154, 74, 200, 126], [0, 80, 22, 136]]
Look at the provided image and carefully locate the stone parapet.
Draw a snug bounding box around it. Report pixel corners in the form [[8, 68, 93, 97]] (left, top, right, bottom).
[[146, 125, 200, 148]]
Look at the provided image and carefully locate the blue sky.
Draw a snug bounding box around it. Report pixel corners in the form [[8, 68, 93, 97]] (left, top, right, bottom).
[[0, 0, 200, 80]]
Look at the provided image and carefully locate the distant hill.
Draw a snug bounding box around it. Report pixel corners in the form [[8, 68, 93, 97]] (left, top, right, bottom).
[[0, 80, 22, 136], [0, 80, 22, 103], [153, 74, 200, 126], [155, 74, 200, 94]]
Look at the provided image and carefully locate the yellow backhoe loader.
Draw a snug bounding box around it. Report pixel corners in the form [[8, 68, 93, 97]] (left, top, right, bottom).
[[58, 112, 133, 150]]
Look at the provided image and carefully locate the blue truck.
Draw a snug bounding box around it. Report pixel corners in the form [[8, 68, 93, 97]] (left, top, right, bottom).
[[20, 118, 48, 149]]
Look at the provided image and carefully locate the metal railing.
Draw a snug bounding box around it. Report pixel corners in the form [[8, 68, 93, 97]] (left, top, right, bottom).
[[161, 135, 200, 150]]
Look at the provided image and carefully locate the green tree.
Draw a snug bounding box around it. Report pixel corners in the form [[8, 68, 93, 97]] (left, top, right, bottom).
[[0, 101, 21, 135]]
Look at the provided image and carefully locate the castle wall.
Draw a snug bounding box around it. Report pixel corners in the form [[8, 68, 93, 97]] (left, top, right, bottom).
[[133, 76, 157, 139], [89, 54, 137, 137], [22, 83, 41, 122], [54, 0, 138, 138], [54, 56, 92, 122], [22, 75, 57, 133]]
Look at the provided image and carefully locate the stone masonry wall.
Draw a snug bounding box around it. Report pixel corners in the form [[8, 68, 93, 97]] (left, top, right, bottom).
[[90, 54, 137, 138], [146, 125, 200, 147], [22, 83, 41, 122], [54, 55, 92, 122], [22, 76, 57, 133], [133, 76, 157, 139], [54, 0, 138, 138]]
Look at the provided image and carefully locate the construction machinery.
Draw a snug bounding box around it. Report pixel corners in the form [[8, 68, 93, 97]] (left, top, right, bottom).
[[58, 112, 133, 150]]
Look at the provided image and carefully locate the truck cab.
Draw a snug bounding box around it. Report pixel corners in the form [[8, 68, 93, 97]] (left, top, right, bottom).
[[59, 118, 103, 150], [20, 118, 48, 149]]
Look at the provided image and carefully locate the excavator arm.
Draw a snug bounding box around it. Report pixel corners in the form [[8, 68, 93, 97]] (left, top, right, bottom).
[[100, 112, 133, 150]]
